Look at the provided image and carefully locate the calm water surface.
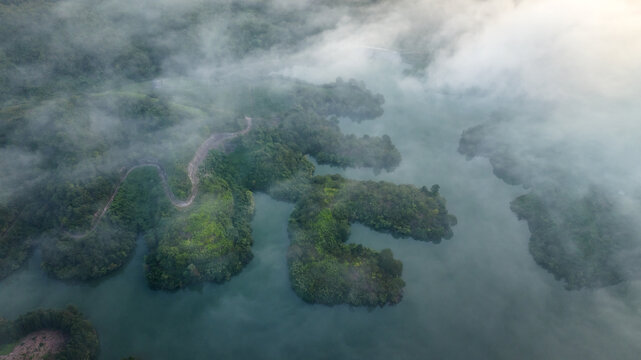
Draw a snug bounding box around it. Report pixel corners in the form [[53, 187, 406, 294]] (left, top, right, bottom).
[[1, 75, 641, 360]]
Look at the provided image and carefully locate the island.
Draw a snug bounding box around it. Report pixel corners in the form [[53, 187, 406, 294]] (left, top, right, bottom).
[[140, 80, 457, 306], [0, 0, 459, 307], [0, 76, 457, 306], [287, 175, 455, 306], [460, 121, 640, 289], [0, 306, 99, 360]]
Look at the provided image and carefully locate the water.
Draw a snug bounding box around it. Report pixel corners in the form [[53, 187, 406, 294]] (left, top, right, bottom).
[[2, 70, 641, 359]]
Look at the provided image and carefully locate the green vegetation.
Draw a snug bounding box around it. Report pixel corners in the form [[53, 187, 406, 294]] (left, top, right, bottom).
[[0, 305, 100, 360], [460, 121, 640, 289], [338, 181, 455, 242], [145, 181, 254, 290], [141, 93, 454, 303], [191, 136, 453, 306], [224, 3, 323, 59], [0, 0, 456, 307], [0, 71, 457, 305], [0, 1, 336, 105], [44, 176, 120, 232], [0, 74, 399, 283], [0, 82, 220, 280], [0, 203, 35, 280], [108, 167, 174, 233], [231, 77, 387, 125], [41, 220, 137, 281], [288, 175, 455, 307], [194, 152, 454, 306], [219, 82, 399, 183], [458, 123, 530, 187], [274, 78, 386, 122], [140, 79, 404, 292], [41, 167, 171, 281], [511, 190, 637, 289]]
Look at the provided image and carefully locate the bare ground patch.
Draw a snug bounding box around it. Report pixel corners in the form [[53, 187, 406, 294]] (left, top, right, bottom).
[[0, 330, 65, 360]]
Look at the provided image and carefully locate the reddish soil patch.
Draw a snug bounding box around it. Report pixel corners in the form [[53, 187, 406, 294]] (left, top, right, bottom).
[[0, 330, 66, 360]]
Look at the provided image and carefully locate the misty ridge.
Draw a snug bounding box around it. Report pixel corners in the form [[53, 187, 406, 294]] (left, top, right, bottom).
[[1, 0, 641, 358]]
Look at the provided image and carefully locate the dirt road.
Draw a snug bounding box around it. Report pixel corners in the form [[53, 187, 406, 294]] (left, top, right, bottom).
[[66, 117, 252, 239]]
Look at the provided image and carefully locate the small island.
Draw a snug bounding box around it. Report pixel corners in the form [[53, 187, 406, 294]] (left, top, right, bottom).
[[288, 175, 455, 306], [460, 121, 640, 289], [0, 306, 99, 360], [511, 190, 638, 289]]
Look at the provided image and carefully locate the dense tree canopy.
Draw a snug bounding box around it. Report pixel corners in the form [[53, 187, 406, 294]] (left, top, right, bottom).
[[511, 190, 638, 289], [460, 121, 641, 289], [0, 306, 100, 360], [288, 175, 455, 307], [0, 0, 456, 308]]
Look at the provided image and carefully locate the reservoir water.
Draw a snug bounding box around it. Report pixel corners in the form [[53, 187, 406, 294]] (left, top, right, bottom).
[[1, 68, 640, 360]]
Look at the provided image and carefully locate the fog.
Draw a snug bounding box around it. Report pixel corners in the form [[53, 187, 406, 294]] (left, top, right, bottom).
[[1, 0, 641, 359]]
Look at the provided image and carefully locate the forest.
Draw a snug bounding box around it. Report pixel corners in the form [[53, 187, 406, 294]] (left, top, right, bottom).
[[287, 175, 456, 306], [3, 0, 641, 358], [0, 63, 455, 307], [0, 306, 100, 360], [138, 81, 454, 301], [0, 76, 404, 285], [0, 0, 457, 308], [460, 122, 641, 289], [511, 190, 639, 289], [144, 179, 254, 290]]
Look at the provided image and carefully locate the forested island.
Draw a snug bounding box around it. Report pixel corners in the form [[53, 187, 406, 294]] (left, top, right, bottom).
[[0, 306, 100, 360], [1, 74, 457, 306], [459, 122, 641, 289], [139, 81, 456, 305], [287, 175, 455, 306], [2, 0, 641, 358], [0, 0, 458, 309], [510, 190, 641, 289], [1, 54, 456, 309]]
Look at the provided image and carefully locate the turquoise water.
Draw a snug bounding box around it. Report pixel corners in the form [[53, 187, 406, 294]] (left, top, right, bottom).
[[2, 79, 641, 360]]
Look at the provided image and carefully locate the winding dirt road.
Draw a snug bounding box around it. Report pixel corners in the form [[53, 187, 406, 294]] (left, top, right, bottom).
[[66, 117, 252, 239]]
